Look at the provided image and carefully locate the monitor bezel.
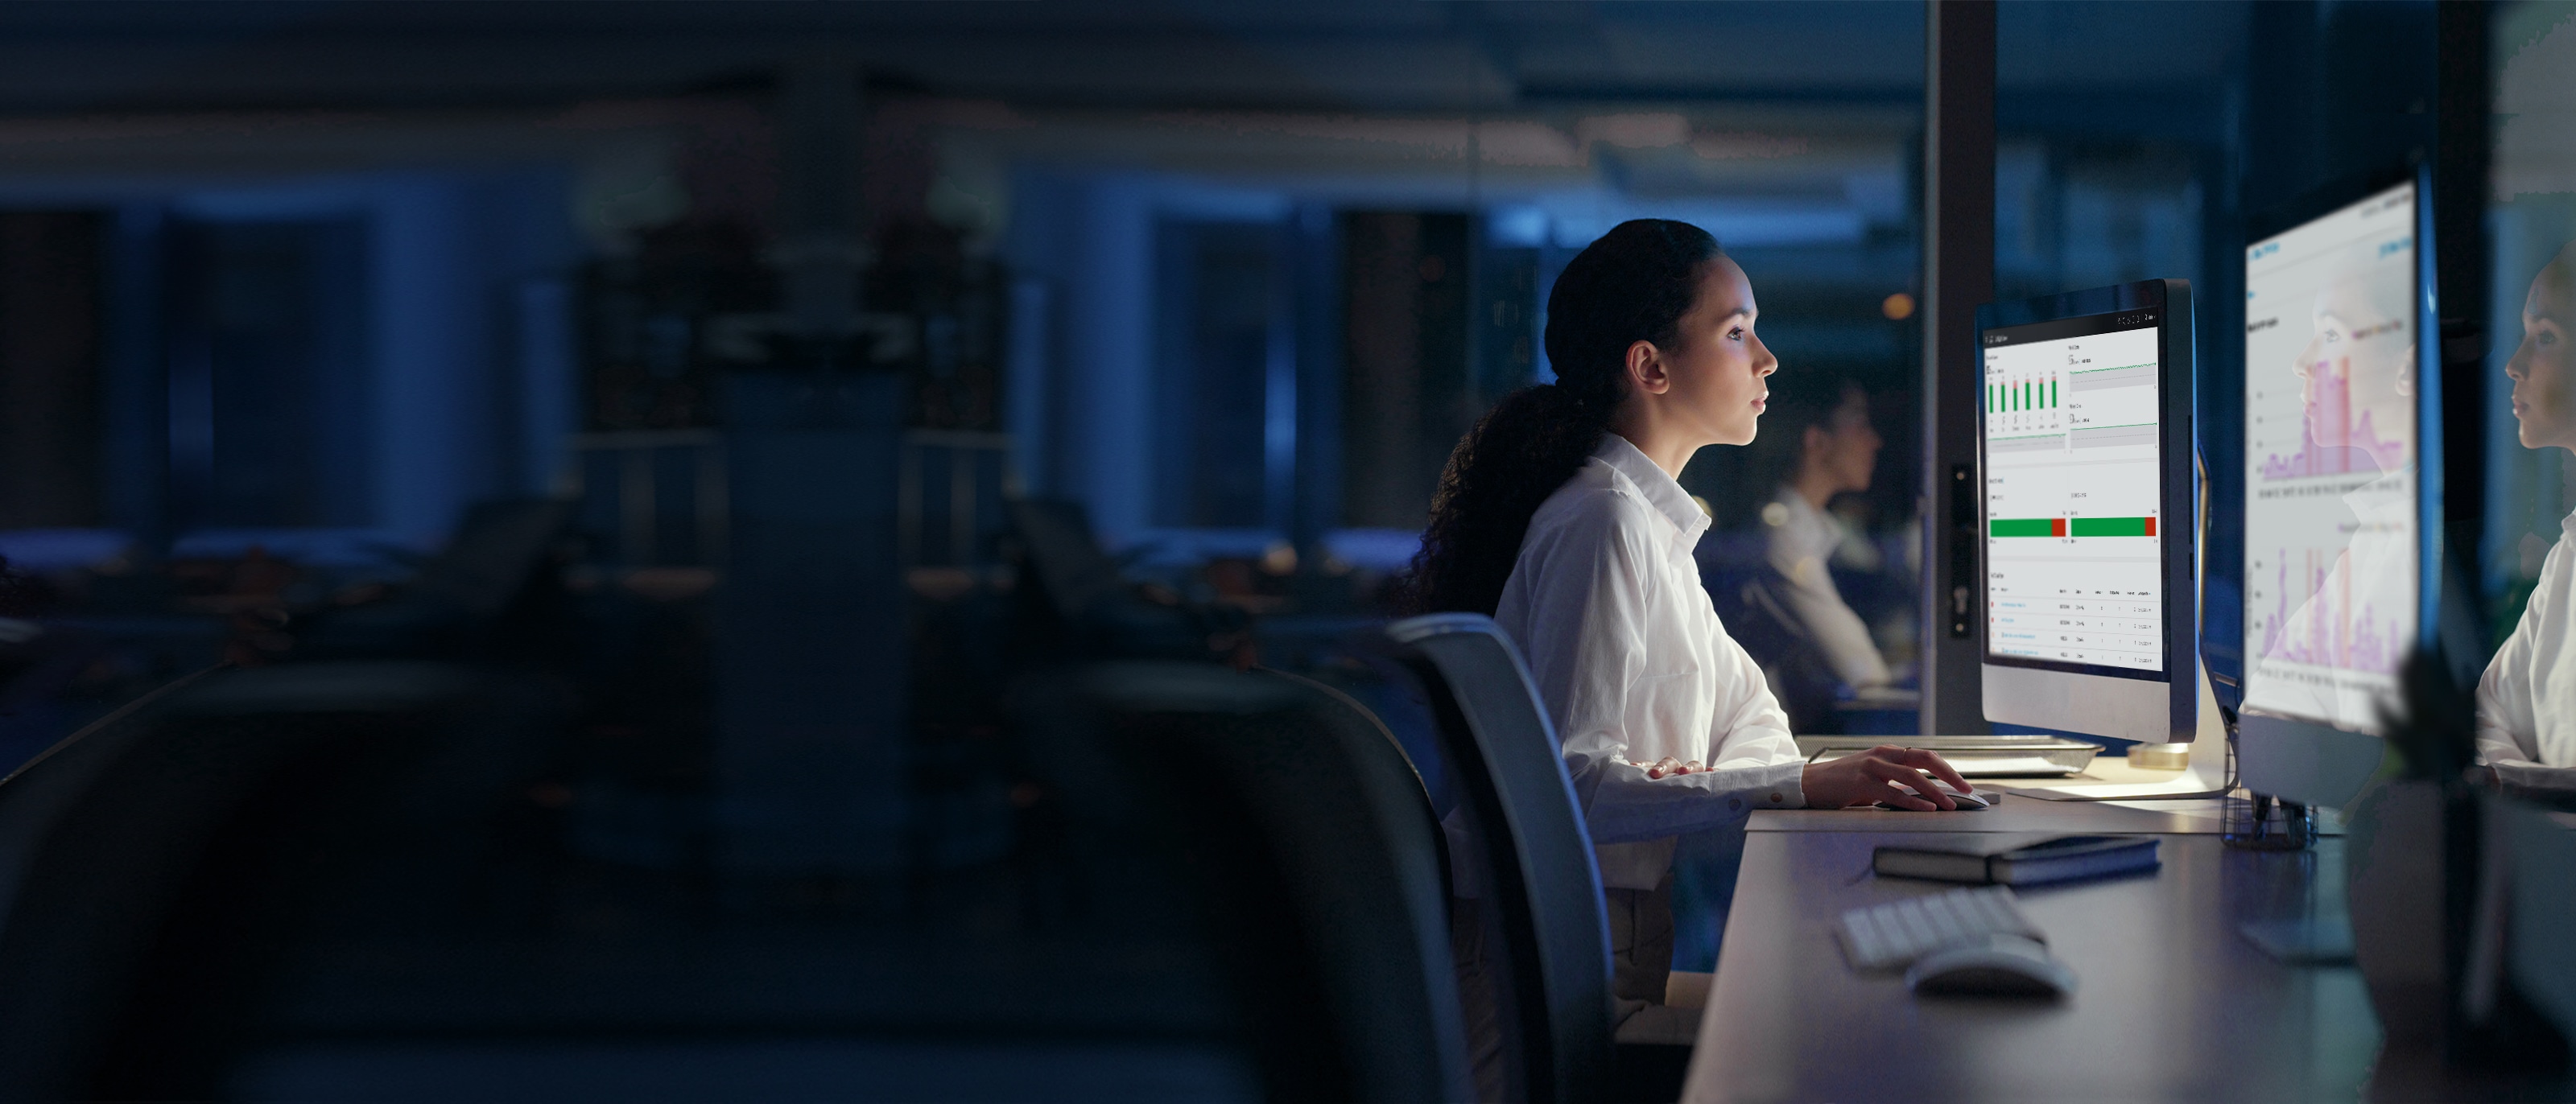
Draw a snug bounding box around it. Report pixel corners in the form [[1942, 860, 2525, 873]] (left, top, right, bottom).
[[1972, 279, 2198, 743], [2233, 159, 2442, 744]]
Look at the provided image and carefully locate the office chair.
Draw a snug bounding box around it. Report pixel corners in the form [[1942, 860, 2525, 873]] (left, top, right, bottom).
[[1375, 613, 1663, 1104], [1379, 615, 1710, 1102], [298, 498, 575, 660], [1007, 498, 1127, 622], [0, 661, 550, 1100], [1043, 661, 1472, 1103], [1004, 498, 1249, 662], [1247, 666, 1452, 926]]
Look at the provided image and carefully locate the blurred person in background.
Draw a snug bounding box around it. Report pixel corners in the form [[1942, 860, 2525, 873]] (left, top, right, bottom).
[[2480, 239, 2576, 796], [1752, 371, 1893, 691]]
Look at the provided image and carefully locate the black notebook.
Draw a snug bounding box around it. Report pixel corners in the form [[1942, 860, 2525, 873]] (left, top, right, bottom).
[[1872, 834, 2160, 886]]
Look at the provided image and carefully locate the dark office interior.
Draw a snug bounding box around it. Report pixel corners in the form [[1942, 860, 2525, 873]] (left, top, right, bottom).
[[0, 2, 2568, 1101]]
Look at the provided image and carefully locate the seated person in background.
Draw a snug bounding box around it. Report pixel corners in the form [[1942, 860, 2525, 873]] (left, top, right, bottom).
[[1755, 371, 1893, 690], [2479, 239, 2576, 799]]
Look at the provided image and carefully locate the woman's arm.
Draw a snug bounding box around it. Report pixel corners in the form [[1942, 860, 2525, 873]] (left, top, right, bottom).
[[1509, 496, 1967, 842], [1637, 745, 1971, 812], [1703, 617, 1798, 768]]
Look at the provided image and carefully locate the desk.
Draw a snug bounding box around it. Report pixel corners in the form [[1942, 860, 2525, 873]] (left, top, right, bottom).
[[1746, 795, 2233, 835], [1682, 801, 2383, 1102]]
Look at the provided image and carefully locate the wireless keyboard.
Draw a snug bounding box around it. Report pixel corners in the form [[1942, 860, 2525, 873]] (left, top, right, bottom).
[[1835, 884, 2047, 971]]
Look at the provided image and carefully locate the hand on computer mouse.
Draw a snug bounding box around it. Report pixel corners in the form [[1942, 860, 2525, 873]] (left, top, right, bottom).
[[1876, 778, 1992, 810], [1800, 746, 1974, 810]]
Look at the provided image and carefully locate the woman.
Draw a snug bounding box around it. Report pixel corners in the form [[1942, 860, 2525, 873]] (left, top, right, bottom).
[[1408, 219, 1967, 1081], [2479, 238, 2576, 792], [1754, 370, 1894, 691]]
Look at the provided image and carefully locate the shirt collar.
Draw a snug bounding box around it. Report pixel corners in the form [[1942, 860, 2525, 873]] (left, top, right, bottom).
[[1594, 433, 1710, 544], [1768, 485, 1843, 552]]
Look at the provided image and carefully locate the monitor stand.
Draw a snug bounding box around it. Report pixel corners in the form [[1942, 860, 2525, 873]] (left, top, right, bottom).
[[1988, 667, 2234, 801]]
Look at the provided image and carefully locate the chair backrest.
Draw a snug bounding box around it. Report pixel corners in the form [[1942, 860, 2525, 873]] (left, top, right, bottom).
[[1378, 614, 1613, 1104], [0, 662, 525, 1100], [1066, 662, 1471, 1104], [417, 498, 574, 620], [1007, 498, 1124, 621], [1248, 666, 1453, 933]]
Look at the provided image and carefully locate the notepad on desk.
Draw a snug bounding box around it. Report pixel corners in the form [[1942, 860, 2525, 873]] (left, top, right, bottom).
[[1872, 834, 2160, 886]]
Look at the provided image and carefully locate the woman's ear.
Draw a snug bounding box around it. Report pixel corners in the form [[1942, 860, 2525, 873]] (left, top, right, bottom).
[[1626, 339, 1671, 394]]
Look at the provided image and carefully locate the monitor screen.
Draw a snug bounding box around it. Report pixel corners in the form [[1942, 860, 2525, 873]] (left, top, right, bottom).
[[1979, 307, 2169, 678], [2240, 182, 2419, 735]]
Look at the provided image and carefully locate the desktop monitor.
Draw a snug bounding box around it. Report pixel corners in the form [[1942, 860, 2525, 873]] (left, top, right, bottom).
[[1975, 280, 2200, 744], [2235, 165, 2438, 808]]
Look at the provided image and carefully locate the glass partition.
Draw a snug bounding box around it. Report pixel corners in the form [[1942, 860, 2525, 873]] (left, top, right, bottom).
[[2479, 2, 2576, 772]]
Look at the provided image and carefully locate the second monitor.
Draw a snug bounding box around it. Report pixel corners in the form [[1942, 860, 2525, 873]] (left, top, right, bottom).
[[2235, 165, 2437, 807], [1976, 280, 2200, 744]]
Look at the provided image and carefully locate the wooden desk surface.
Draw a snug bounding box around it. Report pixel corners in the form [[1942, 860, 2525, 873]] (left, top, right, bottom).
[[1682, 830, 2380, 1102]]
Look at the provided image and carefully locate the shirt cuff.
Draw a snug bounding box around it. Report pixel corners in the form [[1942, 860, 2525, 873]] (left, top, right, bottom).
[[1748, 759, 1806, 810]]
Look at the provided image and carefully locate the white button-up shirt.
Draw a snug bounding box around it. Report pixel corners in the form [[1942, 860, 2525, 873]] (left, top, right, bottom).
[[1492, 434, 1808, 890], [1764, 486, 1894, 690], [2478, 508, 2576, 771]]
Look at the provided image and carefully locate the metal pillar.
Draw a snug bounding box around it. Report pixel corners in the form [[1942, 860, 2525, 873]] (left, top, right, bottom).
[[2434, 0, 2493, 683], [1918, 0, 1996, 736]]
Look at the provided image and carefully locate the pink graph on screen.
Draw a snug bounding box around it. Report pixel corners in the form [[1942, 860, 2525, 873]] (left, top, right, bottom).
[[2258, 356, 2406, 480], [2258, 550, 2396, 674]]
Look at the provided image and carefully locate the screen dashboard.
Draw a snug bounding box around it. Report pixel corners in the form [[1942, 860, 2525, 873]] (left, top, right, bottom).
[[1980, 309, 2168, 678], [2240, 182, 2418, 735]]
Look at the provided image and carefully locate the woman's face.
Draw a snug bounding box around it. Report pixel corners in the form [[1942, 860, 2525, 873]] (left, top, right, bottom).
[[1653, 254, 1778, 447], [2507, 259, 2576, 454], [2291, 280, 2412, 422], [1807, 389, 1882, 495]]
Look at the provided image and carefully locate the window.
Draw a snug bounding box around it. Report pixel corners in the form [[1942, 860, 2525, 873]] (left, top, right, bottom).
[[1153, 218, 1289, 530]]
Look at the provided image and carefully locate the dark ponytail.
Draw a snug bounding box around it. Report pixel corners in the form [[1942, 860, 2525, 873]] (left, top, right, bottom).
[[1405, 219, 1724, 616]]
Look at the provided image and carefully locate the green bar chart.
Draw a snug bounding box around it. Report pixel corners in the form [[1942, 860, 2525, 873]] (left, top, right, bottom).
[[2069, 516, 2157, 537], [1988, 516, 2157, 538], [1989, 517, 2061, 538], [1988, 375, 2062, 414]]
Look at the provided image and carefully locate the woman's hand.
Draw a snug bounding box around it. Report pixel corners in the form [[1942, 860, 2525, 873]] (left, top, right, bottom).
[[1799, 746, 1973, 810], [1643, 756, 1706, 779]]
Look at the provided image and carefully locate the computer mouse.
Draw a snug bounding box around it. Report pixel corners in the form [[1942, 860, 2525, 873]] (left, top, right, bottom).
[[1875, 780, 1996, 810], [1905, 933, 2077, 998]]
